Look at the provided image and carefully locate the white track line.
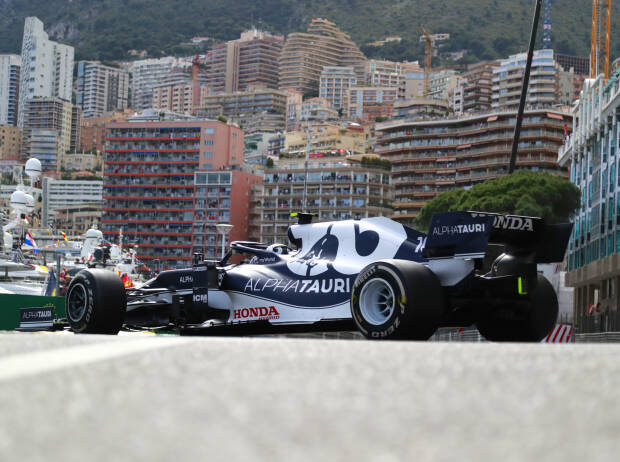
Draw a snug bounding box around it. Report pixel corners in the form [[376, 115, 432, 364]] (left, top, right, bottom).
[[0, 337, 190, 383]]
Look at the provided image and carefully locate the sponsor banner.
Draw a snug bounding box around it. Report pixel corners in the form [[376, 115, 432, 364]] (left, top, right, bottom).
[[470, 212, 536, 232], [425, 212, 494, 259], [18, 307, 54, 330], [227, 292, 350, 324], [542, 324, 573, 343]]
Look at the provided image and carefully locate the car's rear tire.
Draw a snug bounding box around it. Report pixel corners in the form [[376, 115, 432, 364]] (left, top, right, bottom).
[[351, 260, 444, 340], [476, 274, 558, 342], [66, 269, 127, 334]]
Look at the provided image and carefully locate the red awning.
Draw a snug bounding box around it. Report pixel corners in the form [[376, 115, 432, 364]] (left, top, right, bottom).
[[487, 115, 498, 122], [457, 144, 472, 150], [547, 112, 564, 120]]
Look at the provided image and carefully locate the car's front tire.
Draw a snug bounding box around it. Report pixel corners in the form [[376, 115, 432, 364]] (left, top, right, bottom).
[[351, 260, 444, 340], [66, 269, 127, 334]]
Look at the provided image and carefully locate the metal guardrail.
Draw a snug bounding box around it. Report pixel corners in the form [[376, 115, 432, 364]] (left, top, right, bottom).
[[575, 333, 620, 343]]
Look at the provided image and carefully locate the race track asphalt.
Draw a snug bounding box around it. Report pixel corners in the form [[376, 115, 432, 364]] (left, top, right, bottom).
[[0, 331, 618, 462]]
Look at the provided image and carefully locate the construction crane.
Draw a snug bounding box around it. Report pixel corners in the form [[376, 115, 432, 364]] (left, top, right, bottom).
[[591, 0, 612, 80], [419, 25, 432, 98], [542, 0, 552, 49]]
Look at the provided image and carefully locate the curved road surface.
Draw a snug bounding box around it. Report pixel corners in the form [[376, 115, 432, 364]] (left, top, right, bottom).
[[0, 332, 619, 461]]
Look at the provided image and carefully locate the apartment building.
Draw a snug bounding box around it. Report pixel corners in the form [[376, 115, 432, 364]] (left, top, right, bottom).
[[0, 125, 21, 160], [376, 109, 571, 225], [76, 61, 130, 118], [279, 18, 366, 96], [18, 17, 74, 128], [284, 122, 367, 156], [151, 82, 203, 115], [206, 29, 283, 94], [193, 168, 262, 260], [557, 70, 620, 329], [300, 98, 339, 122], [458, 60, 498, 114], [130, 57, 192, 110], [42, 178, 103, 227], [319, 66, 357, 113], [79, 109, 132, 154], [428, 70, 460, 101], [0, 54, 20, 126], [348, 86, 398, 122], [257, 154, 393, 243], [102, 120, 244, 268], [21, 97, 73, 171], [198, 88, 289, 133], [364, 60, 421, 88], [492, 49, 574, 110]]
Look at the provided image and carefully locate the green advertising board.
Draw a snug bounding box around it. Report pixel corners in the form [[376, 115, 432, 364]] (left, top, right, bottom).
[[0, 294, 65, 330]]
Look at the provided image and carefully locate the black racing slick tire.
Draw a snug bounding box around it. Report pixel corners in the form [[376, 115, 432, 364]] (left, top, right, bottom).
[[351, 260, 445, 340], [65, 269, 127, 334], [476, 274, 558, 342]]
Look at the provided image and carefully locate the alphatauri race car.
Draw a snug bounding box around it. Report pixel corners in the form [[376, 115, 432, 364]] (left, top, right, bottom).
[[64, 211, 572, 341]]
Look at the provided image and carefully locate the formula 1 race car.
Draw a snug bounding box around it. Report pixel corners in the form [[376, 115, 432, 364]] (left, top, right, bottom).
[[64, 211, 572, 341]]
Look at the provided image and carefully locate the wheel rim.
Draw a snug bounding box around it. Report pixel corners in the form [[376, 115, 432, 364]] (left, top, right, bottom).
[[359, 278, 396, 326], [67, 283, 87, 323]]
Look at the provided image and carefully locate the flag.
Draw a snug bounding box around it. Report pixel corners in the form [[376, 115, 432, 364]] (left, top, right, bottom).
[[45, 270, 58, 297], [25, 231, 38, 254], [61, 231, 68, 243]]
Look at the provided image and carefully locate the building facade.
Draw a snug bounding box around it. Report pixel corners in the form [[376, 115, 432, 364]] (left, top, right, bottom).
[[492, 49, 570, 110], [376, 109, 571, 225], [279, 18, 366, 96], [257, 154, 393, 244], [206, 29, 283, 94], [42, 178, 103, 228], [0, 125, 21, 160], [198, 88, 289, 133], [130, 57, 191, 111], [18, 17, 74, 127], [319, 66, 357, 112], [21, 97, 73, 171], [76, 61, 130, 118], [347, 86, 398, 122], [79, 109, 132, 154], [193, 168, 262, 260], [0, 54, 20, 126], [103, 120, 244, 268], [558, 71, 620, 328]]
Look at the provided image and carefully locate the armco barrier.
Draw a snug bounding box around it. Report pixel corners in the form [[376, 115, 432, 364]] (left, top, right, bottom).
[[0, 294, 65, 330]]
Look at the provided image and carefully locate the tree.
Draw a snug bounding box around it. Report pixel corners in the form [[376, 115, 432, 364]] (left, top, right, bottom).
[[415, 171, 581, 231], [265, 157, 274, 168]]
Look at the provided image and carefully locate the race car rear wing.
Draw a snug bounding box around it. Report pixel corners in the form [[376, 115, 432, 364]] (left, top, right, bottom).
[[423, 211, 572, 264]]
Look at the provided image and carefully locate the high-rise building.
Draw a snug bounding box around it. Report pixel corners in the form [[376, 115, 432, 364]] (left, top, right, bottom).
[[42, 178, 103, 228], [0, 54, 21, 126], [428, 69, 460, 101], [347, 86, 398, 122], [375, 109, 571, 225], [364, 60, 421, 88], [198, 88, 290, 133], [152, 82, 198, 115], [18, 17, 74, 127], [103, 120, 244, 268], [557, 72, 620, 328], [206, 29, 284, 94], [21, 97, 73, 171], [319, 66, 357, 113], [193, 168, 262, 261], [76, 61, 130, 118], [130, 57, 192, 111], [279, 18, 366, 96], [491, 49, 572, 110], [459, 60, 498, 114], [0, 125, 21, 160], [257, 154, 392, 244], [79, 110, 132, 154]]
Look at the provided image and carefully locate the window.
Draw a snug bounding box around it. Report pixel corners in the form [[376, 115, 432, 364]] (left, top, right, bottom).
[[204, 128, 214, 134], [203, 152, 213, 159], [204, 139, 213, 146], [203, 163, 213, 169]]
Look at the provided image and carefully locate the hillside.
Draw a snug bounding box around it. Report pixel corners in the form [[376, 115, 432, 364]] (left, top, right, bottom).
[[1, 0, 618, 64]]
